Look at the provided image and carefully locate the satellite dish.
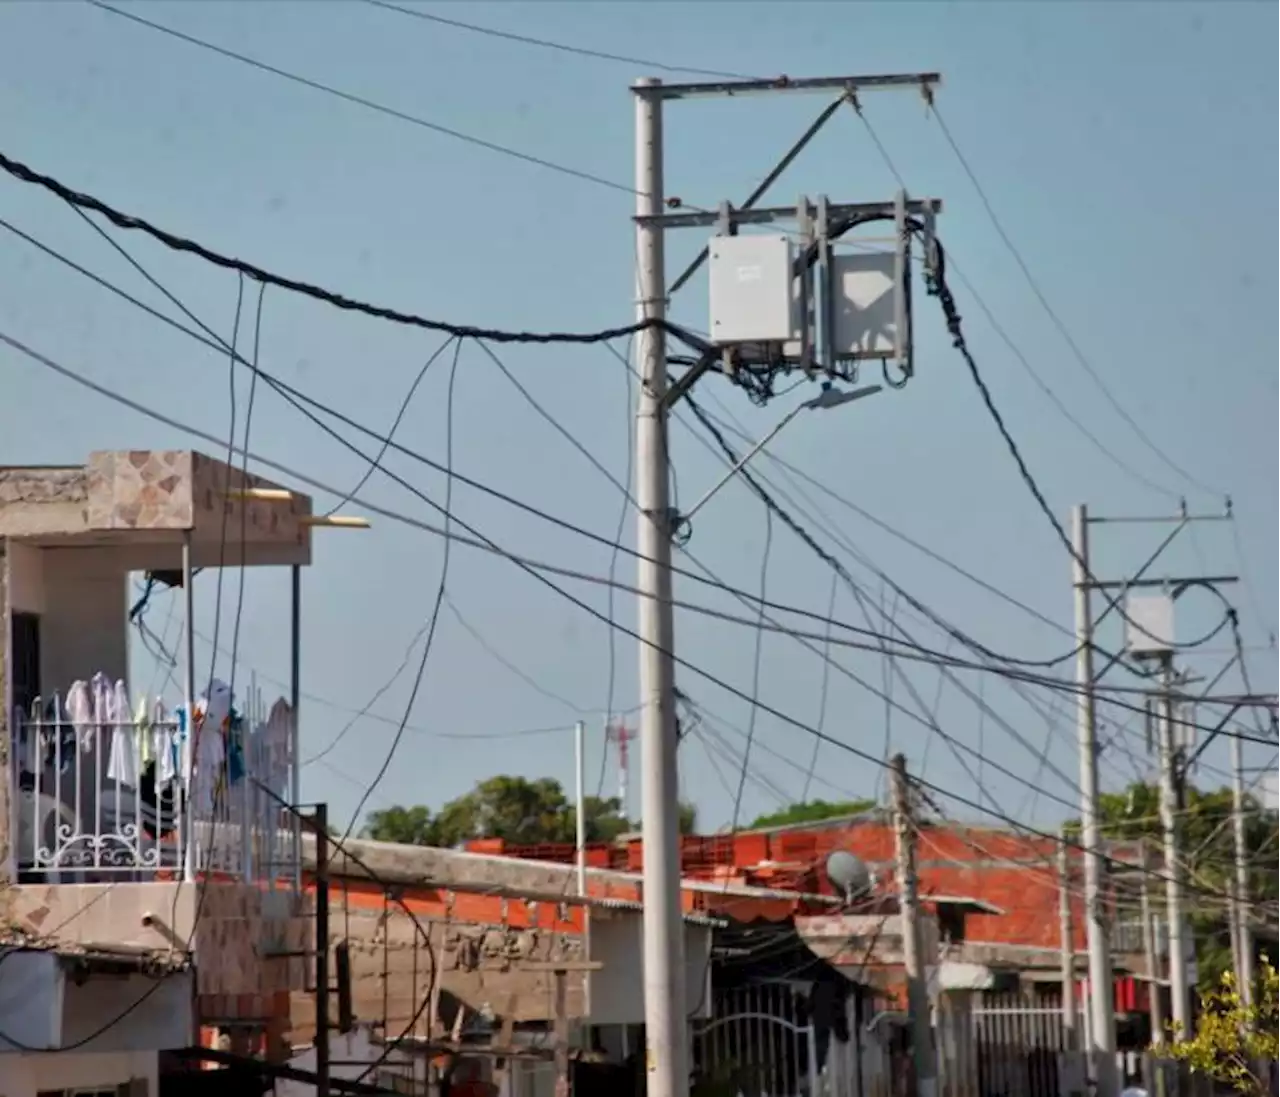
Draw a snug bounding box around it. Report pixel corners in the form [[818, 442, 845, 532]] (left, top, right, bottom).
[[824, 849, 872, 903]]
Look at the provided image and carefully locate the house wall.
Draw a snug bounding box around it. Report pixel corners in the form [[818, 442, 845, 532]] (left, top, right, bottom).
[[6, 541, 44, 614], [3, 541, 129, 698], [589, 915, 712, 1025], [287, 879, 591, 1045], [7, 879, 309, 1000], [0, 945, 195, 1054], [37, 546, 129, 692], [61, 970, 195, 1053], [0, 1050, 157, 1097]]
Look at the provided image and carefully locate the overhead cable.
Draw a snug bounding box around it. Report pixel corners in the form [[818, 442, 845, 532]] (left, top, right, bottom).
[[84, 1, 640, 197], [926, 100, 1220, 498], [0, 329, 1258, 905], [0, 150, 695, 347]]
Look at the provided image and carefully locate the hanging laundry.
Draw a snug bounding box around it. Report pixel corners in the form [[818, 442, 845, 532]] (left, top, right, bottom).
[[65, 680, 94, 753], [106, 679, 138, 786], [190, 680, 232, 817], [265, 698, 295, 800], [134, 695, 156, 769]]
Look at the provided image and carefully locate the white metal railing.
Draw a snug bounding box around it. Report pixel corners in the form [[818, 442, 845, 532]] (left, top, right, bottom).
[[11, 675, 297, 887]]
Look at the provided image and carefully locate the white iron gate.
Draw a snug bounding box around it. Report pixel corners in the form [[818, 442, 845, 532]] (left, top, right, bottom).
[[693, 983, 820, 1096]]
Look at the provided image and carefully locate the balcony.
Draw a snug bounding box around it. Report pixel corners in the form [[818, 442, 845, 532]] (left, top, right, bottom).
[[12, 677, 297, 886], [2, 449, 322, 1000]]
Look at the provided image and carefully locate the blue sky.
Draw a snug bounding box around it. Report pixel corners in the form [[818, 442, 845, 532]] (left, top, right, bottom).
[[1, 0, 1275, 837]]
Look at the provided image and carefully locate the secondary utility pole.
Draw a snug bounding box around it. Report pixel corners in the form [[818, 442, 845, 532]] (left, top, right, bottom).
[[1070, 499, 1239, 1090], [1156, 657, 1192, 1037], [892, 753, 937, 1097], [633, 75, 686, 1097], [1058, 829, 1077, 1052], [1229, 724, 1255, 1008], [1139, 841, 1166, 1046], [630, 70, 941, 1097], [1071, 504, 1118, 1097]]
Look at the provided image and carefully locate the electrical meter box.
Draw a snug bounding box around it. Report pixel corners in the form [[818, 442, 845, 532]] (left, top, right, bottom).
[[708, 234, 796, 345], [1125, 593, 1175, 657]]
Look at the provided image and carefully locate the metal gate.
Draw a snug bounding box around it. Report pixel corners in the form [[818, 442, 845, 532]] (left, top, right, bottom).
[[969, 992, 1083, 1097], [693, 983, 819, 1096]]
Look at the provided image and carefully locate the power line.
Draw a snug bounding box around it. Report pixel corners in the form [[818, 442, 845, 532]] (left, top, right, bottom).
[[361, 0, 752, 79], [0, 272, 1268, 736], [919, 230, 1237, 656], [0, 328, 1259, 906], [85, 1, 639, 197], [0, 150, 691, 347], [14, 212, 1264, 722], [850, 105, 1189, 504], [340, 337, 463, 840], [925, 100, 1219, 498]]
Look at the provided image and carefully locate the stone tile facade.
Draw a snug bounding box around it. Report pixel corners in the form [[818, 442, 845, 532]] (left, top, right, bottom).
[[85, 450, 192, 531]]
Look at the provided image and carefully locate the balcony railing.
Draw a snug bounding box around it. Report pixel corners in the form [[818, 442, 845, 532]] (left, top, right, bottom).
[[11, 674, 298, 887]]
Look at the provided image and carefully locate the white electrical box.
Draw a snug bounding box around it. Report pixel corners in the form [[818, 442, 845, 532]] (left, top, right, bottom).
[[1125, 593, 1176, 657], [829, 251, 901, 359], [708, 234, 796, 345]]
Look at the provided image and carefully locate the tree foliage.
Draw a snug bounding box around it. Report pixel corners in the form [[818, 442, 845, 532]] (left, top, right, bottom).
[[747, 798, 876, 830], [1077, 780, 1280, 991], [1164, 959, 1279, 1096], [361, 775, 697, 848]]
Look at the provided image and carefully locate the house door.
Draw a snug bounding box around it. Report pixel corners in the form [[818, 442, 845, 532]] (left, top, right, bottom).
[[11, 609, 41, 713]]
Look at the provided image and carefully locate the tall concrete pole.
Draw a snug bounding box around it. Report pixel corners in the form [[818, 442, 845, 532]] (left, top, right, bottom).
[[1229, 726, 1255, 1008], [1072, 504, 1118, 1097], [1157, 655, 1191, 1036], [891, 753, 937, 1097], [633, 76, 687, 1097]]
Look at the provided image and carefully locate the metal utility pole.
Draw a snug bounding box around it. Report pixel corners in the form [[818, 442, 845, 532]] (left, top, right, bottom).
[[1071, 504, 1118, 1097], [1139, 841, 1166, 1046], [891, 753, 937, 1097], [633, 75, 686, 1097], [1229, 725, 1255, 1008], [1156, 656, 1192, 1037], [315, 801, 332, 1097], [1058, 830, 1077, 1050]]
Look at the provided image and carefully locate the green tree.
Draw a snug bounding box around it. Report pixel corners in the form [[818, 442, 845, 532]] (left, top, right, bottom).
[[359, 776, 678, 848], [747, 798, 876, 830], [679, 801, 699, 835], [362, 804, 439, 845], [1075, 780, 1279, 991]]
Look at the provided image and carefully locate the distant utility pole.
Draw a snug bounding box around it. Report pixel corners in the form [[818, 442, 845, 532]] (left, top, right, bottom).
[[1157, 650, 1192, 1034], [1139, 841, 1166, 1046], [1156, 655, 1192, 1036], [1059, 829, 1077, 1052], [1070, 503, 1119, 1097], [1071, 500, 1238, 1076], [631, 70, 941, 1097], [1229, 725, 1255, 1008], [892, 753, 937, 1097]]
